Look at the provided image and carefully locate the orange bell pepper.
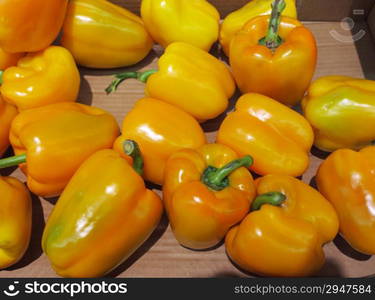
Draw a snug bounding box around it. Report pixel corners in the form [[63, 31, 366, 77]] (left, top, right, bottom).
[[61, 0, 153, 69], [0, 176, 32, 269], [106, 42, 235, 121], [0, 96, 17, 157], [0, 47, 24, 70], [0, 0, 68, 53], [229, 0, 317, 106], [226, 175, 339, 277], [43, 145, 163, 277], [163, 144, 255, 250], [1, 46, 80, 111], [217, 93, 313, 177], [113, 98, 206, 185], [0, 102, 119, 197], [316, 146, 375, 255]]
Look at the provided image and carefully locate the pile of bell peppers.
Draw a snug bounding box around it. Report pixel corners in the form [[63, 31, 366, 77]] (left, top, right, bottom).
[[0, 0, 374, 279]]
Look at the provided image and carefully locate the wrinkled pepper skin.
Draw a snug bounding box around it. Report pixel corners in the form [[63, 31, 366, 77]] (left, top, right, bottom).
[[0, 96, 17, 157], [0, 176, 32, 269], [316, 146, 375, 255], [302, 76, 375, 152], [226, 175, 339, 277], [114, 98, 206, 185], [61, 0, 153, 69], [0, 0, 68, 53], [0, 48, 24, 70], [1, 46, 80, 111], [230, 16, 317, 106], [163, 144, 256, 249], [10, 102, 119, 197], [220, 0, 297, 56], [42, 149, 163, 277], [145, 42, 235, 121], [141, 0, 220, 51], [217, 93, 313, 177]]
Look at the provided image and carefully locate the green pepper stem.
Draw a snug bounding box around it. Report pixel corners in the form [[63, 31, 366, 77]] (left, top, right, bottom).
[[258, 0, 286, 51], [123, 140, 144, 176], [251, 191, 286, 211], [0, 70, 3, 85], [201, 155, 253, 191], [105, 69, 157, 94], [0, 153, 27, 169]]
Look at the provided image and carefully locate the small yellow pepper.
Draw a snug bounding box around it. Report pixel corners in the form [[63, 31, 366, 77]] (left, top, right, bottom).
[[106, 42, 235, 121], [43, 146, 163, 277], [302, 76, 375, 152], [0, 96, 17, 157], [217, 93, 313, 177], [0, 102, 119, 197], [220, 0, 297, 56], [226, 175, 339, 277], [0, 176, 32, 269], [1, 46, 81, 111], [61, 0, 153, 68], [141, 0, 220, 51], [114, 98, 206, 185], [0, 47, 24, 70]]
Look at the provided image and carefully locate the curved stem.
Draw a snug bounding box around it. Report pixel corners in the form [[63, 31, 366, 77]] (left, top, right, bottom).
[[258, 0, 286, 51], [123, 140, 144, 176], [0, 70, 3, 85], [251, 191, 286, 211], [202, 155, 253, 191], [0, 153, 27, 169], [105, 69, 157, 94]]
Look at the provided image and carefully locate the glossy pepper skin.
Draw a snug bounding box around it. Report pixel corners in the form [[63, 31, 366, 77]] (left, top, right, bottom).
[[61, 0, 153, 69], [226, 175, 339, 277], [141, 0, 220, 51], [316, 146, 375, 255], [220, 0, 297, 56], [230, 16, 317, 106], [0, 0, 68, 53], [114, 98, 206, 185], [0, 48, 24, 70], [302, 76, 375, 152], [0, 176, 32, 269], [8, 102, 119, 197], [163, 144, 255, 249], [217, 93, 313, 177], [1, 46, 80, 111], [42, 149, 163, 277], [0, 96, 17, 157]]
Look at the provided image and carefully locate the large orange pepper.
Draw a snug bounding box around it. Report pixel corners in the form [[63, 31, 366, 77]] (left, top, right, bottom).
[[0, 102, 119, 197], [0, 96, 17, 157], [0, 176, 32, 269], [61, 0, 153, 69], [1, 46, 80, 111], [0, 47, 24, 70], [226, 175, 339, 277], [43, 146, 163, 277], [106, 42, 235, 121], [0, 0, 68, 53], [217, 93, 314, 177], [113, 98, 206, 185], [163, 143, 255, 250], [230, 0, 317, 106], [316, 146, 375, 255]]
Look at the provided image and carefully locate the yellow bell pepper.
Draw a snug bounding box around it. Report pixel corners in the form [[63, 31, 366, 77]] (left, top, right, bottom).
[[0, 47, 24, 70], [113, 98, 206, 185], [106, 42, 235, 121], [61, 0, 153, 69], [0, 176, 32, 269], [226, 175, 339, 277], [302, 76, 375, 152], [0, 96, 17, 157], [0, 102, 119, 197], [141, 0, 220, 51], [1, 46, 80, 111], [220, 0, 297, 56], [43, 146, 163, 277]]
